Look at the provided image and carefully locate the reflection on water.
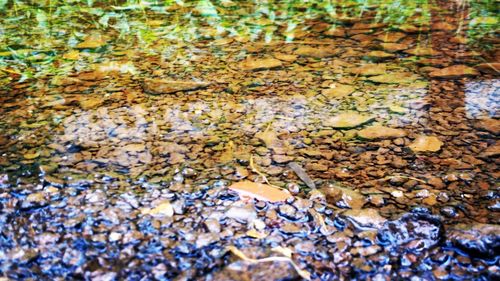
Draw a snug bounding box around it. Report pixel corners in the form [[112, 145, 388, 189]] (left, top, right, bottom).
[[465, 79, 500, 118], [0, 0, 499, 280]]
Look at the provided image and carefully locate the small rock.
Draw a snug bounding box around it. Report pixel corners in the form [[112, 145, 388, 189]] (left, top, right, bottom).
[[226, 205, 257, 223], [143, 79, 211, 94], [143, 200, 174, 217], [408, 135, 443, 152], [277, 204, 304, 221], [204, 218, 222, 233], [429, 65, 479, 79], [475, 62, 500, 75], [294, 46, 337, 58], [349, 64, 387, 76], [322, 185, 365, 209], [324, 112, 374, 129], [377, 212, 443, 251], [240, 58, 283, 71], [448, 223, 500, 258], [357, 126, 406, 140], [321, 84, 355, 98], [474, 118, 500, 135], [342, 208, 387, 228]]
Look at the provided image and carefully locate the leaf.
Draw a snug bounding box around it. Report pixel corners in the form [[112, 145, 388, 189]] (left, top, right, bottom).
[[228, 181, 291, 202]]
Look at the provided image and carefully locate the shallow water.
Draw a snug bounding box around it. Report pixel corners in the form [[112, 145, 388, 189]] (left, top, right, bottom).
[[0, 0, 499, 280]]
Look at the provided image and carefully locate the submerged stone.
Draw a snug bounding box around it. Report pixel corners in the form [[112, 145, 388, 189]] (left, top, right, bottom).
[[240, 58, 283, 71], [408, 135, 443, 152], [377, 212, 443, 251], [448, 224, 500, 258], [321, 84, 355, 98], [357, 126, 407, 140], [429, 65, 479, 79], [294, 46, 338, 58], [324, 112, 374, 129], [143, 79, 211, 94], [475, 62, 500, 75]]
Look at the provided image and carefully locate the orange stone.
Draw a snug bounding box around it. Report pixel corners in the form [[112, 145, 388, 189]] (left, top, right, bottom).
[[228, 181, 292, 203]]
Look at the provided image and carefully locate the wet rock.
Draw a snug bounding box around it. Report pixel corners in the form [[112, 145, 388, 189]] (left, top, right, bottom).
[[447, 223, 500, 258], [324, 27, 346, 37], [277, 204, 305, 221], [349, 64, 387, 76], [76, 33, 107, 49], [475, 62, 500, 75], [427, 177, 445, 189], [321, 84, 355, 98], [379, 43, 409, 52], [474, 118, 500, 135], [21, 192, 48, 209], [479, 142, 500, 158], [239, 58, 283, 71], [408, 135, 443, 152], [322, 185, 365, 209], [280, 223, 308, 237], [79, 97, 104, 110], [342, 208, 387, 228], [405, 47, 438, 56], [377, 213, 443, 251], [429, 65, 479, 79], [440, 206, 458, 218], [295, 241, 315, 255], [226, 205, 257, 223], [272, 154, 293, 164], [324, 112, 374, 129], [357, 126, 406, 140], [366, 72, 419, 84], [204, 218, 222, 233], [142, 200, 174, 217], [196, 233, 219, 248], [273, 52, 297, 62], [228, 181, 291, 202], [364, 51, 395, 60], [213, 253, 299, 281], [143, 79, 211, 94], [8, 248, 39, 264], [294, 46, 337, 58]]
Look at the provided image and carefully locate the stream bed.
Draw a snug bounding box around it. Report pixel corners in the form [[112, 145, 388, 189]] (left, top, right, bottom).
[[0, 0, 499, 280]]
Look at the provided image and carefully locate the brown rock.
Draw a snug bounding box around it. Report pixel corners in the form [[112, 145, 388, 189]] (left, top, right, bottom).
[[342, 208, 387, 228], [240, 57, 283, 71], [272, 155, 293, 164], [380, 43, 409, 52], [376, 32, 406, 43], [357, 125, 406, 139], [79, 97, 103, 110], [322, 185, 365, 209], [429, 65, 479, 79], [324, 112, 374, 129], [324, 27, 346, 37], [349, 64, 387, 76], [475, 62, 500, 75], [408, 135, 443, 152], [474, 118, 500, 135], [321, 84, 355, 98], [479, 142, 500, 158], [143, 79, 211, 94], [294, 46, 338, 58]]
